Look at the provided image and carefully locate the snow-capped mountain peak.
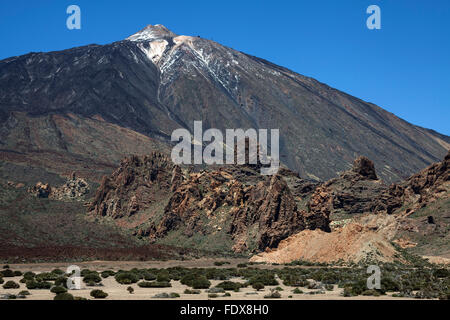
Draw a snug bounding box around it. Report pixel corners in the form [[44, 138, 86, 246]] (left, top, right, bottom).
[[126, 24, 177, 42]]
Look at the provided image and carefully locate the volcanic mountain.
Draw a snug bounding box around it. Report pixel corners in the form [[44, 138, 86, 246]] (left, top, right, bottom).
[[0, 24, 449, 185]]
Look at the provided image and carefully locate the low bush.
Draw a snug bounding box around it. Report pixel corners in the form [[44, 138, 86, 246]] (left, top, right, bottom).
[[3, 280, 20, 289], [54, 293, 75, 300], [36, 272, 59, 281], [26, 280, 52, 290], [83, 273, 102, 284], [138, 281, 171, 288], [115, 272, 139, 284], [216, 281, 242, 291], [101, 270, 116, 278], [50, 286, 68, 294], [184, 289, 201, 294], [90, 289, 108, 299], [156, 271, 170, 283], [127, 286, 134, 294], [54, 276, 68, 288], [252, 282, 264, 291], [362, 289, 381, 296], [181, 274, 211, 289], [0, 269, 15, 277], [192, 276, 211, 289]]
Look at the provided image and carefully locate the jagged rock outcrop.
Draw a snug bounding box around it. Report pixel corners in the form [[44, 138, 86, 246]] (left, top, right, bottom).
[[27, 173, 90, 201], [88, 153, 177, 218], [87, 151, 448, 256], [50, 172, 90, 201], [28, 182, 51, 198], [88, 153, 330, 253], [305, 156, 386, 216], [373, 150, 449, 215], [351, 156, 378, 180], [251, 151, 450, 263], [228, 174, 312, 252]]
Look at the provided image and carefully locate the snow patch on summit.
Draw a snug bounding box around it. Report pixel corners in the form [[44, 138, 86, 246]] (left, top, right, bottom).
[[137, 40, 168, 64], [127, 24, 176, 42]]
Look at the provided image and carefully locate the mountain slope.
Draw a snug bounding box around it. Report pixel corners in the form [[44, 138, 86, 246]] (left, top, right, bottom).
[[0, 24, 448, 184]]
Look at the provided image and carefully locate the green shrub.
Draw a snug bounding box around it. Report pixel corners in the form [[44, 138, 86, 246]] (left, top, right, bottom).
[[144, 273, 156, 281], [216, 281, 242, 291], [325, 284, 334, 291], [433, 269, 449, 278], [36, 272, 59, 281], [208, 293, 218, 298], [138, 281, 171, 288], [362, 289, 381, 296], [181, 273, 211, 289], [169, 292, 180, 298], [381, 277, 401, 292], [156, 271, 170, 283], [184, 289, 201, 294], [13, 271, 22, 277], [115, 272, 139, 284], [26, 280, 52, 290], [101, 270, 116, 278], [51, 269, 65, 275], [293, 288, 303, 294], [81, 269, 94, 277], [248, 273, 278, 286], [0, 277, 3, 284], [51, 286, 68, 294], [54, 276, 68, 288], [90, 289, 108, 299], [3, 280, 20, 289], [0, 269, 14, 277], [54, 293, 75, 300], [237, 264, 247, 268], [19, 290, 31, 296], [252, 282, 264, 291], [83, 273, 102, 284], [127, 286, 134, 294], [192, 276, 211, 289]]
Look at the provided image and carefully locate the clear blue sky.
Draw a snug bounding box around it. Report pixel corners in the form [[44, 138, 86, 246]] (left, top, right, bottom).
[[0, 0, 449, 135]]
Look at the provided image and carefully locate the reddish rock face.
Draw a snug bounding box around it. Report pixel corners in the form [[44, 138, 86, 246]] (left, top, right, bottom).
[[87, 153, 331, 253], [86, 150, 449, 254], [376, 149, 450, 214], [88, 153, 176, 219], [352, 156, 378, 180]]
